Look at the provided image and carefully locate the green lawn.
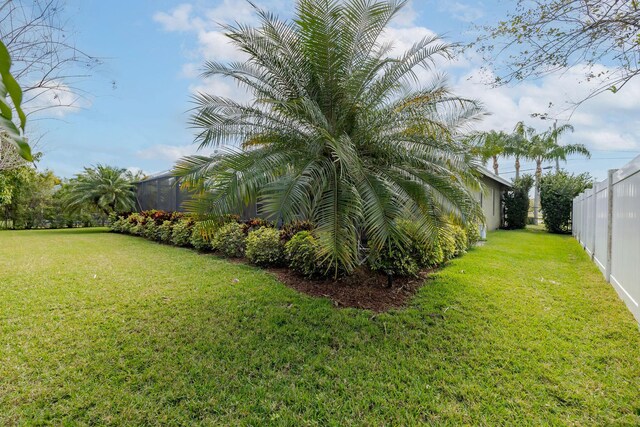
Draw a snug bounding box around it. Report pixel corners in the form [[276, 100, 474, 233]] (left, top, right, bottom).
[[1, 228, 639, 425]]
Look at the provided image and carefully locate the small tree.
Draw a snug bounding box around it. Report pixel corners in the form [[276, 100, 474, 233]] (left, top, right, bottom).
[[502, 174, 534, 230], [65, 165, 136, 216], [540, 171, 592, 234]]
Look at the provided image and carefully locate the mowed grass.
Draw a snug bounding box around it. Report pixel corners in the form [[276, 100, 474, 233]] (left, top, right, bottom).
[[1, 228, 639, 425]]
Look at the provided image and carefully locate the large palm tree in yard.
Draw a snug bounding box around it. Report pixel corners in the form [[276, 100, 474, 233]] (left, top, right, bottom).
[[176, 0, 484, 276], [66, 165, 136, 215]]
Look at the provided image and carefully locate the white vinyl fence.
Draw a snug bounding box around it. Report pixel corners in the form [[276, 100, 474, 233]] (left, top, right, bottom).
[[573, 155, 640, 324]]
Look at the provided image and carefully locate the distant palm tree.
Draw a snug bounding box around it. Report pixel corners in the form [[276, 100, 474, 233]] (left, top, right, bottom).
[[175, 0, 484, 276], [545, 124, 591, 171], [527, 124, 590, 224], [471, 130, 510, 175], [66, 165, 136, 215], [507, 121, 535, 180]]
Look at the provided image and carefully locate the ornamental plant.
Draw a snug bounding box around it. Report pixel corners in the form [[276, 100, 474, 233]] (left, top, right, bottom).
[[245, 227, 284, 266], [211, 222, 246, 257], [284, 231, 324, 277], [171, 219, 194, 247], [175, 0, 484, 278], [190, 222, 212, 251]]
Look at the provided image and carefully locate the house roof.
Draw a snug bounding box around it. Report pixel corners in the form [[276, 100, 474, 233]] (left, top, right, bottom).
[[478, 166, 513, 188]]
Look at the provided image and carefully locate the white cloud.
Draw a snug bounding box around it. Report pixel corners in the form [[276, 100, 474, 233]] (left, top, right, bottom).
[[453, 63, 640, 153], [24, 80, 91, 118], [137, 144, 208, 162], [153, 1, 640, 164], [439, 1, 484, 22], [153, 4, 195, 32]]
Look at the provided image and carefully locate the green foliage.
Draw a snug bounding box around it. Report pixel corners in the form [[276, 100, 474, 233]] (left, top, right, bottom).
[[175, 0, 484, 277], [171, 219, 194, 247], [417, 240, 445, 268], [0, 167, 60, 229], [396, 219, 444, 268], [245, 227, 284, 267], [110, 216, 126, 233], [0, 40, 31, 161], [190, 222, 212, 251], [280, 220, 315, 241], [142, 221, 160, 241], [503, 175, 534, 230], [466, 222, 482, 247], [450, 225, 468, 257], [211, 222, 246, 257], [65, 165, 136, 215], [440, 232, 457, 262], [158, 220, 174, 243], [284, 231, 323, 278], [541, 171, 593, 234], [369, 244, 420, 278]]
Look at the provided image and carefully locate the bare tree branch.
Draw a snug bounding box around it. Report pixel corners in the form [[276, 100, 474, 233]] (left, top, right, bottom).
[[473, 0, 640, 105]]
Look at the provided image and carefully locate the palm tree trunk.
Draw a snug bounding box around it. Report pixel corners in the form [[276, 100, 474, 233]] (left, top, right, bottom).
[[555, 157, 560, 172], [533, 159, 542, 225], [515, 156, 520, 180], [492, 155, 499, 175]]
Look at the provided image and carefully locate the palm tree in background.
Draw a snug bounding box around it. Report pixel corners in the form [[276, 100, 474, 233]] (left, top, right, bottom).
[[471, 130, 510, 175], [507, 121, 535, 180], [528, 124, 589, 224], [66, 165, 136, 215], [175, 0, 484, 276], [545, 124, 591, 171]]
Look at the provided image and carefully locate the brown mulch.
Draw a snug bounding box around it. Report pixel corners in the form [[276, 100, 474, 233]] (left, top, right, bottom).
[[268, 267, 432, 312]]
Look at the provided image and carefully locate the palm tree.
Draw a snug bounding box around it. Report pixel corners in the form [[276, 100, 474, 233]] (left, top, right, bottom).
[[545, 124, 591, 171], [507, 121, 535, 180], [471, 130, 510, 175], [175, 0, 484, 276], [65, 165, 136, 215], [527, 124, 589, 224]]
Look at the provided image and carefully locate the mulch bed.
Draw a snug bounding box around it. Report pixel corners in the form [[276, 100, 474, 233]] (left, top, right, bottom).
[[268, 267, 432, 312]]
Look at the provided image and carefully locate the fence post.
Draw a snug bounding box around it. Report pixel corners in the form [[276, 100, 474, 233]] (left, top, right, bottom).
[[605, 169, 616, 282], [590, 188, 597, 260]]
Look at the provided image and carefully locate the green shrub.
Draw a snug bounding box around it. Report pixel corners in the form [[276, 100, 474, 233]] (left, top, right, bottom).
[[465, 222, 482, 247], [130, 215, 146, 236], [440, 232, 457, 261], [503, 175, 534, 230], [369, 244, 420, 278], [142, 220, 160, 241], [120, 218, 134, 234], [107, 212, 118, 227], [285, 231, 323, 277], [451, 225, 468, 257], [415, 240, 444, 268], [540, 171, 592, 234], [281, 220, 314, 241], [211, 222, 246, 257], [171, 219, 194, 247], [246, 227, 284, 266], [110, 216, 126, 233], [395, 219, 443, 269], [158, 220, 173, 243], [190, 222, 212, 251]]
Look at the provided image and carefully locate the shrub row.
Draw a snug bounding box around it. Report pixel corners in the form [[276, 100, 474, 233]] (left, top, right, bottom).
[[369, 221, 480, 277], [109, 211, 481, 278]]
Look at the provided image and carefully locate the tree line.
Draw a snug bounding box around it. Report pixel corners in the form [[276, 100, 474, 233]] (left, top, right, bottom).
[[470, 121, 590, 224], [0, 161, 138, 229]]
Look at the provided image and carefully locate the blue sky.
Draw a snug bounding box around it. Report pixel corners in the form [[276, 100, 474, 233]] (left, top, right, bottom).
[[31, 0, 640, 181]]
